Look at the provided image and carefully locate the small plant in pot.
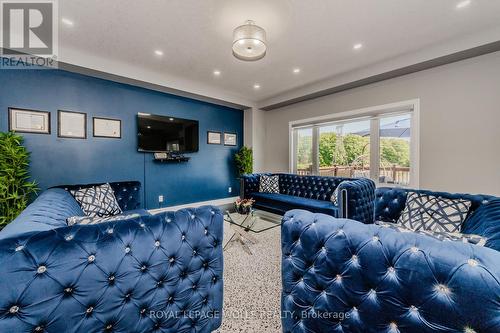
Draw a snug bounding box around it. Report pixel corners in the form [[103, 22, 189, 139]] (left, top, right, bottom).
[[234, 198, 255, 215]]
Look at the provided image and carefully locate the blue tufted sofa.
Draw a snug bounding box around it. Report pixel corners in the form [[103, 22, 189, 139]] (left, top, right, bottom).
[[281, 187, 500, 333], [241, 173, 376, 224], [373, 187, 500, 251], [0, 182, 224, 333]]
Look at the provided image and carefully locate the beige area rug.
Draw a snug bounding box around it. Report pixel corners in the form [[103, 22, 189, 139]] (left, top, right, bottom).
[[214, 221, 282, 333]]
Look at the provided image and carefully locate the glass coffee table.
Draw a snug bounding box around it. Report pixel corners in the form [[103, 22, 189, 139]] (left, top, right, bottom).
[[223, 209, 282, 254]]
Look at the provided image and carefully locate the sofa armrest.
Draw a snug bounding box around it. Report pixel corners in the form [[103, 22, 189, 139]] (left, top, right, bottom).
[[337, 178, 376, 224], [281, 210, 500, 333], [462, 198, 500, 251], [0, 206, 223, 333]]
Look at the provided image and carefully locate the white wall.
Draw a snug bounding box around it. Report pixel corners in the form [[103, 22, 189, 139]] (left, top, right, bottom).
[[261, 52, 500, 196], [244, 107, 266, 173]]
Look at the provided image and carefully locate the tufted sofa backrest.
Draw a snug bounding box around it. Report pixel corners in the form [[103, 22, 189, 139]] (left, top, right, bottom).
[[279, 173, 351, 201], [55, 181, 142, 211], [0, 206, 223, 333], [374, 187, 497, 224]]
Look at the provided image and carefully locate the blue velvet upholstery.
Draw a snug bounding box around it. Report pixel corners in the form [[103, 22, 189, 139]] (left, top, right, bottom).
[[462, 199, 500, 251], [0, 188, 84, 240], [374, 187, 500, 252], [281, 210, 500, 333], [337, 178, 376, 225], [374, 187, 496, 223], [251, 193, 339, 217], [0, 183, 223, 333], [242, 173, 375, 224]]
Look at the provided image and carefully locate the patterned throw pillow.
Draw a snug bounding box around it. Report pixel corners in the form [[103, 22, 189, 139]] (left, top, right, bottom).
[[67, 213, 140, 226], [259, 175, 279, 193], [397, 192, 471, 233], [376, 221, 486, 246], [70, 183, 122, 217]]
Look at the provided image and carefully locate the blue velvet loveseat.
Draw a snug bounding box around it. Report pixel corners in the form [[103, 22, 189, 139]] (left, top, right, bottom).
[[0, 181, 224, 333], [281, 187, 500, 333], [241, 173, 376, 224]]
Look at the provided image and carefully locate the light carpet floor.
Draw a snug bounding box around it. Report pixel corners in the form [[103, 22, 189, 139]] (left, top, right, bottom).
[[215, 221, 282, 333]]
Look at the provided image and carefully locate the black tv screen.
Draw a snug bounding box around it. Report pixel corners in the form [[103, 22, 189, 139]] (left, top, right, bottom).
[[137, 113, 199, 153]]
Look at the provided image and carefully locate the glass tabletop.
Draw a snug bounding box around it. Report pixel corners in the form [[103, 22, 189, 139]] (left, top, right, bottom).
[[224, 209, 282, 233]]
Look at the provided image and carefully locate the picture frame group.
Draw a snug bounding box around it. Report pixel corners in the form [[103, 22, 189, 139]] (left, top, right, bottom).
[[207, 130, 237, 146], [8, 107, 121, 139]]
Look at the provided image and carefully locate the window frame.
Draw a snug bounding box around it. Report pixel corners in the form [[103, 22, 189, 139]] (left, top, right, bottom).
[[289, 99, 420, 188]]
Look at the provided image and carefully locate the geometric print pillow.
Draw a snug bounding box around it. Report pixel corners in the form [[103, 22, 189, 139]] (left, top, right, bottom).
[[397, 192, 471, 233], [70, 183, 122, 217], [259, 175, 279, 193]]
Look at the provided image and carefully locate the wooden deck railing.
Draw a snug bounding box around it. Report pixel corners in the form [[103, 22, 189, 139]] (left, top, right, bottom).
[[297, 165, 410, 185]]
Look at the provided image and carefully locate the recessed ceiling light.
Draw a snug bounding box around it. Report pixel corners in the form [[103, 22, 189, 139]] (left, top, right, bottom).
[[253, 84, 261, 89], [353, 43, 363, 50], [456, 0, 471, 9], [293, 68, 301, 74], [213, 70, 221, 76], [61, 18, 74, 26], [154, 50, 164, 56]]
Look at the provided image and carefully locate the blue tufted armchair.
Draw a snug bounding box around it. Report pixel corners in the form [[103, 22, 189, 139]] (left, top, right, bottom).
[[281, 195, 500, 332], [0, 182, 224, 333]]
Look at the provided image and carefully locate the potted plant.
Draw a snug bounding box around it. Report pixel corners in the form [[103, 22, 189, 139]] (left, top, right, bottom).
[[0, 132, 38, 229], [234, 198, 255, 215], [234, 146, 253, 176]]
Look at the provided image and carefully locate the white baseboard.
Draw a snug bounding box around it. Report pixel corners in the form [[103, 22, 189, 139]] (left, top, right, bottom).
[[149, 196, 239, 214]]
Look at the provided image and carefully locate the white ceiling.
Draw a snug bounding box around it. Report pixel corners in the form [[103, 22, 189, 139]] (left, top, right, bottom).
[[59, 0, 500, 108]]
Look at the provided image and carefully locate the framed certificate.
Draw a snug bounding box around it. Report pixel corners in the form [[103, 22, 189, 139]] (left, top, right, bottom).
[[93, 117, 121, 138], [8, 107, 50, 134], [58, 110, 87, 139], [207, 131, 222, 144], [224, 132, 237, 146]]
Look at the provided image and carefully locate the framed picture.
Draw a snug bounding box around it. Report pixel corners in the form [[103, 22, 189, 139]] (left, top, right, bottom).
[[93, 117, 121, 138], [207, 131, 222, 144], [8, 107, 50, 134], [58, 110, 87, 139], [224, 132, 237, 146]]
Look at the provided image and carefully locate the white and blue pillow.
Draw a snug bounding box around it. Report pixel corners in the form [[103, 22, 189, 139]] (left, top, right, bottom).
[[397, 192, 471, 233], [70, 183, 122, 217], [259, 175, 279, 193]]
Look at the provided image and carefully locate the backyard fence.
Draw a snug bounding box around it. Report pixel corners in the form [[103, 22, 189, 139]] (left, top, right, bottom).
[[297, 165, 410, 185]]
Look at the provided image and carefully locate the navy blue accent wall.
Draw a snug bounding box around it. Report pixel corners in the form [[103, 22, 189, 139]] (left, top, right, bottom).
[[0, 69, 243, 209]]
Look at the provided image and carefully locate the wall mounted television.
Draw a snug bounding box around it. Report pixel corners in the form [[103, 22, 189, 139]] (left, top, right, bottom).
[[137, 113, 199, 153]]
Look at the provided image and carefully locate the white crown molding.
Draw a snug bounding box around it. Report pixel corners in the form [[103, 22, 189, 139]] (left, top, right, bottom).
[[257, 26, 500, 109]]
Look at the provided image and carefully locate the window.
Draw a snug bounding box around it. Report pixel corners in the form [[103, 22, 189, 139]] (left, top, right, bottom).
[[290, 100, 419, 187]]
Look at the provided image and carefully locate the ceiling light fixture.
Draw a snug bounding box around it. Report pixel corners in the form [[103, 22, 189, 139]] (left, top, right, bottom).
[[61, 18, 74, 26], [253, 84, 261, 89], [456, 0, 471, 9], [232, 20, 267, 61], [353, 43, 363, 50], [213, 70, 221, 76], [293, 68, 301, 74], [154, 50, 164, 56]]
